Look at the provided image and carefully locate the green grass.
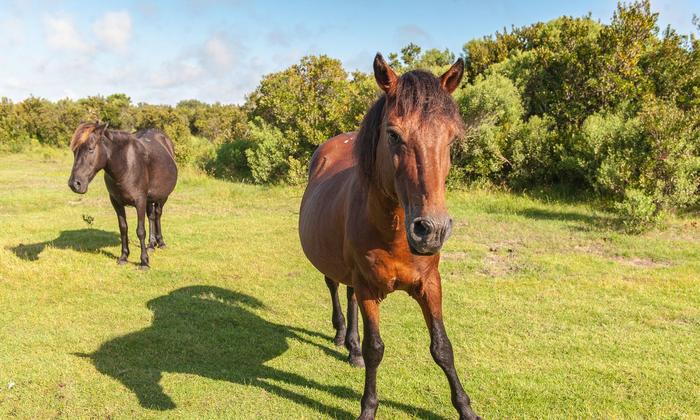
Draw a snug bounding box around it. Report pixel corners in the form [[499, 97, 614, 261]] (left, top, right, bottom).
[[1, 151, 699, 419]]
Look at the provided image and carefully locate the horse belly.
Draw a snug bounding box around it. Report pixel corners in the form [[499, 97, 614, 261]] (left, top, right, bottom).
[[299, 181, 352, 285], [147, 156, 178, 201]]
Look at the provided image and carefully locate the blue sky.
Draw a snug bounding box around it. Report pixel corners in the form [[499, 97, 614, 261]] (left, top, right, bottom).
[[0, 0, 697, 104]]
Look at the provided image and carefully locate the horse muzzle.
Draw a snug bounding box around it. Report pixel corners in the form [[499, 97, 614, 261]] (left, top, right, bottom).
[[68, 177, 88, 194], [407, 215, 453, 255]]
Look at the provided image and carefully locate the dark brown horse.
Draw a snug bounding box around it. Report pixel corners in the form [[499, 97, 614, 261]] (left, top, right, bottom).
[[68, 122, 178, 269], [299, 54, 480, 419]]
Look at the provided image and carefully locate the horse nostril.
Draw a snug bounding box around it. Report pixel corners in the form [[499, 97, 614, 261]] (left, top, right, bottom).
[[75, 180, 81, 187], [412, 219, 434, 238]]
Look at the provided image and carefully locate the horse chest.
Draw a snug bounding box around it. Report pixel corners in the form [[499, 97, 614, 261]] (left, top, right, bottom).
[[363, 249, 421, 294]]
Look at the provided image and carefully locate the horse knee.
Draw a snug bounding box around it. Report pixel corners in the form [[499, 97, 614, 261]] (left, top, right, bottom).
[[362, 334, 384, 367], [136, 226, 146, 239]]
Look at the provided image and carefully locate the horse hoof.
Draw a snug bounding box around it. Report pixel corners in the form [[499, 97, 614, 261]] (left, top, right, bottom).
[[138, 264, 150, 271], [349, 355, 365, 368], [117, 258, 128, 265], [157, 243, 167, 249]]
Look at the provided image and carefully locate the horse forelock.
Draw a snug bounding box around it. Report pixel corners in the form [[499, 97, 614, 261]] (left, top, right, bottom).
[[70, 123, 99, 151], [353, 69, 463, 181]]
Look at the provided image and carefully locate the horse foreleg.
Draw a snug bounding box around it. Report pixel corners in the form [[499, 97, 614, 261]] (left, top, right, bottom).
[[109, 196, 129, 265], [356, 284, 384, 420], [324, 276, 346, 346], [135, 200, 149, 269], [412, 275, 480, 420], [345, 286, 363, 367]]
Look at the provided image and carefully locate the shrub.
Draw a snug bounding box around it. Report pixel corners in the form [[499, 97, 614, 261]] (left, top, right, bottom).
[[589, 99, 700, 212], [244, 120, 293, 184], [614, 188, 660, 233], [207, 139, 253, 180], [507, 115, 557, 187], [453, 73, 560, 187]]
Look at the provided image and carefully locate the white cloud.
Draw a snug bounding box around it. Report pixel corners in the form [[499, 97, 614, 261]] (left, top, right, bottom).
[[204, 34, 234, 69], [93, 11, 132, 53], [150, 58, 204, 89], [43, 14, 91, 53], [0, 17, 25, 46]]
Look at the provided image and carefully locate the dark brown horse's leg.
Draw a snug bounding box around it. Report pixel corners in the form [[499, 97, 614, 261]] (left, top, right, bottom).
[[356, 286, 383, 420], [135, 200, 149, 269], [147, 202, 157, 253], [345, 286, 364, 367], [109, 195, 129, 265], [154, 202, 166, 248], [324, 277, 346, 346], [413, 278, 480, 420]]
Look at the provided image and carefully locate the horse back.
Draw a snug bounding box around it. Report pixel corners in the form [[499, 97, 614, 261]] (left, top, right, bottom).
[[136, 129, 176, 160]]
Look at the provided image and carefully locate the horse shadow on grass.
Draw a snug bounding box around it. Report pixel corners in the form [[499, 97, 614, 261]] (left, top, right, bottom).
[[10, 229, 119, 261], [75, 286, 444, 419]]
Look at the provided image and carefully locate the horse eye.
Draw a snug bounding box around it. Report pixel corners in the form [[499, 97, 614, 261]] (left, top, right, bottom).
[[387, 131, 402, 146]]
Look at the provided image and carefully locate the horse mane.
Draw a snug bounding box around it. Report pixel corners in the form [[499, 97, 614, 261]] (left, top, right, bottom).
[[70, 122, 133, 151], [353, 70, 463, 181]]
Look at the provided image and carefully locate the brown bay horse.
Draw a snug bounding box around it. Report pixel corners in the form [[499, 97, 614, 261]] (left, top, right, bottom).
[[68, 122, 178, 269], [299, 54, 480, 419]]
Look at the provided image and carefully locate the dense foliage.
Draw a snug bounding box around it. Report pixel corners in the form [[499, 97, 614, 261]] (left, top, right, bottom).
[[1, 1, 698, 229], [458, 1, 700, 229]]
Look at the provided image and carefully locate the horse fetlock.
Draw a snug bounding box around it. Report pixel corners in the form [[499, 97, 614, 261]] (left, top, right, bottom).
[[333, 328, 347, 347], [349, 353, 365, 368], [459, 410, 481, 420], [359, 395, 379, 419]]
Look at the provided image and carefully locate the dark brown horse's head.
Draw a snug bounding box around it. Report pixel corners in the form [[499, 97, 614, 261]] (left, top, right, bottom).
[[356, 53, 464, 255], [68, 122, 111, 194]]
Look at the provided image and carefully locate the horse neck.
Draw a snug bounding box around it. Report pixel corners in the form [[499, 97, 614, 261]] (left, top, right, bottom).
[[102, 133, 129, 179], [363, 170, 406, 240]]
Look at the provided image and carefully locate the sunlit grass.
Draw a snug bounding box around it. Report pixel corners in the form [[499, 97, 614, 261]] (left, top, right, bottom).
[[0, 151, 699, 418]]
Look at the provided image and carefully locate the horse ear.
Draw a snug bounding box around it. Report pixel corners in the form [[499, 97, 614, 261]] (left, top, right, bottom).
[[95, 122, 110, 140], [373, 53, 398, 94], [439, 58, 465, 94]]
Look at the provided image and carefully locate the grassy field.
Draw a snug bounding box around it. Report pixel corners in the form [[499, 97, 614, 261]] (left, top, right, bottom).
[[1, 150, 699, 419]]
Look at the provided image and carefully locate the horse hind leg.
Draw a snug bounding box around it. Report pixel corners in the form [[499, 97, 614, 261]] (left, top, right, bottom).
[[324, 276, 346, 347], [154, 202, 166, 248], [147, 202, 157, 254]]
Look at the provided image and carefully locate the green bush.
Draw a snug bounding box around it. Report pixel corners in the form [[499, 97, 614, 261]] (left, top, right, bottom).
[[507, 115, 557, 187], [244, 120, 293, 184], [454, 73, 525, 182], [614, 188, 660, 233], [454, 73, 559, 187], [207, 139, 252, 180], [588, 99, 700, 212]]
